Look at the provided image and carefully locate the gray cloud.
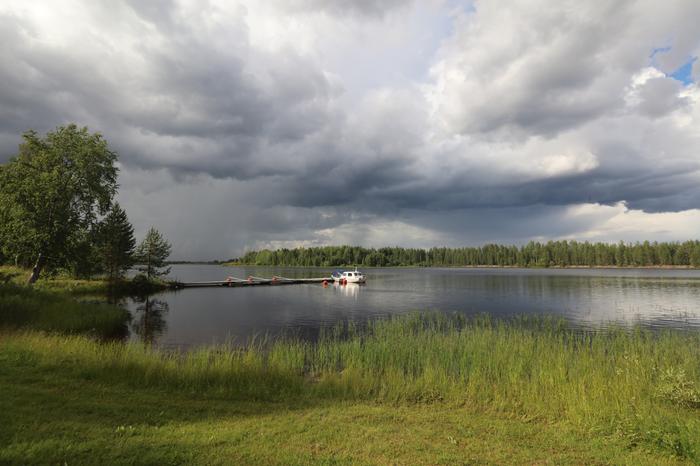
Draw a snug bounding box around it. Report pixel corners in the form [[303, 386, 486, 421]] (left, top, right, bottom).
[[0, 2, 339, 180], [636, 77, 689, 117], [431, 0, 700, 137], [1, 0, 700, 258], [271, 0, 412, 17]]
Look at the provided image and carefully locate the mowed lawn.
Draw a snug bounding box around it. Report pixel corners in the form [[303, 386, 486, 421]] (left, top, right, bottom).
[[0, 364, 687, 465]]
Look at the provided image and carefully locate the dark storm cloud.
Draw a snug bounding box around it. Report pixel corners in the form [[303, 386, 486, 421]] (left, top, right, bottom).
[[332, 167, 700, 214], [0, 15, 76, 152], [1, 0, 700, 258], [0, 2, 337, 179], [405, 205, 596, 244], [2, 1, 697, 209]]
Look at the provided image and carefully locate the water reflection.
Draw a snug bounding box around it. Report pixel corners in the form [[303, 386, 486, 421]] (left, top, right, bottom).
[[129, 296, 169, 345], [331, 282, 363, 299], [101, 317, 131, 343], [120, 265, 700, 348]]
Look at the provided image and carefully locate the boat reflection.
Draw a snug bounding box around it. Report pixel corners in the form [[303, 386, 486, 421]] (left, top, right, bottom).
[[332, 282, 363, 299]]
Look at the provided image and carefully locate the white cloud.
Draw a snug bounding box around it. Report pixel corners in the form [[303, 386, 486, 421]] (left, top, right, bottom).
[[1, 0, 700, 258], [564, 203, 700, 242], [429, 0, 700, 136]]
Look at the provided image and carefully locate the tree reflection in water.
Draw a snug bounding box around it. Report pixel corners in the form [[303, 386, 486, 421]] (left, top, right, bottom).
[[130, 295, 169, 345]]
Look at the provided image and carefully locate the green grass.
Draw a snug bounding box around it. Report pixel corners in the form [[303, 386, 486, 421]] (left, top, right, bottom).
[[0, 266, 131, 339], [0, 370, 688, 466], [1, 265, 111, 294], [1, 314, 700, 464], [0, 265, 171, 295], [0, 282, 130, 338]]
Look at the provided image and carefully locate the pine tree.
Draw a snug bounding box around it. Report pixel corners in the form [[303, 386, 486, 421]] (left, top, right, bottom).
[[134, 227, 171, 280], [97, 203, 136, 281]]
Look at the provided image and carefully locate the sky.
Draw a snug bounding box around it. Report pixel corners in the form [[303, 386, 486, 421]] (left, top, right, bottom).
[[1, 0, 700, 260]]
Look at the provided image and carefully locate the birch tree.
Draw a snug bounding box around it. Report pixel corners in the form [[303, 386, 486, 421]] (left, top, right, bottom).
[[0, 125, 118, 283]]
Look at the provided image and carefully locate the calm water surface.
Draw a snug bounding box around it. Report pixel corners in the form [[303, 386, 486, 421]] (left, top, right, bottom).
[[124, 265, 700, 347]]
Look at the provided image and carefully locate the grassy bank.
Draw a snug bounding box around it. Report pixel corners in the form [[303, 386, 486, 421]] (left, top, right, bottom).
[[1, 313, 700, 464], [0, 282, 130, 338], [0, 265, 171, 295], [0, 265, 152, 339]]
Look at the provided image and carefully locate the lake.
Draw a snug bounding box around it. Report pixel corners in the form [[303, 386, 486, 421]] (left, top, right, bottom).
[[124, 264, 700, 347]]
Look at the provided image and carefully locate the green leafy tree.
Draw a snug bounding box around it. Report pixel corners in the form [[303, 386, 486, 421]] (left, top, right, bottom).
[[134, 227, 171, 280], [0, 125, 118, 283], [97, 203, 136, 281], [68, 228, 103, 279], [0, 195, 35, 267]]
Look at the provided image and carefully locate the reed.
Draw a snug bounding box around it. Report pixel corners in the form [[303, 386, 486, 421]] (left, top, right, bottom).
[[3, 312, 699, 459]]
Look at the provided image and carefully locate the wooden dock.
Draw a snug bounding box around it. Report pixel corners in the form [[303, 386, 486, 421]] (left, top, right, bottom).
[[173, 276, 332, 289]]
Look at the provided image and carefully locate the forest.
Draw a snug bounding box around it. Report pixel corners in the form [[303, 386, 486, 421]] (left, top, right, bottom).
[[235, 240, 700, 268]]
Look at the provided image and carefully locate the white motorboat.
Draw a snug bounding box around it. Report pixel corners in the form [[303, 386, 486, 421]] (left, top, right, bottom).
[[331, 268, 366, 284]]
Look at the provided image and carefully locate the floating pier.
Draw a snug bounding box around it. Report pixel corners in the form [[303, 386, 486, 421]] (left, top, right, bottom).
[[173, 276, 332, 289]]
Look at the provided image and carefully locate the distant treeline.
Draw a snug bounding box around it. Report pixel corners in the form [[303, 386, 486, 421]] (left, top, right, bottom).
[[234, 241, 700, 268]]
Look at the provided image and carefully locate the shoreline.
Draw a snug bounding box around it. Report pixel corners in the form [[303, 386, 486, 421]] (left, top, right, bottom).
[[222, 263, 698, 270]]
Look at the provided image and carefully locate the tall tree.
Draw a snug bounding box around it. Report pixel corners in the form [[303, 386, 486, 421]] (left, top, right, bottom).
[[97, 203, 136, 281], [68, 227, 103, 279], [0, 125, 118, 283], [134, 227, 172, 280]]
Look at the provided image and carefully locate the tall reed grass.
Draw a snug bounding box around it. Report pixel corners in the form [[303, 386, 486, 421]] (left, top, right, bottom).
[[4, 313, 700, 458]]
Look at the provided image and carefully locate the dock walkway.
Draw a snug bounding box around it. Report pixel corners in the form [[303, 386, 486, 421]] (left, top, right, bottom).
[[173, 276, 331, 288]]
